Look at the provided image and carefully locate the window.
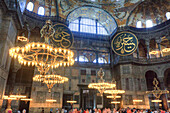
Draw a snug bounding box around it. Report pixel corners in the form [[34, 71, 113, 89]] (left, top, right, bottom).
[[26, 2, 34, 11], [69, 19, 79, 32], [97, 23, 108, 35], [126, 78, 129, 90], [91, 70, 96, 76], [19, 0, 26, 13], [146, 20, 153, 28], [81, 70, 86, 75], [166, 12, 170, 20], [38, 6, 45, 15], [68, 18, 108, 35], [80, 18, 96, 34], [75, 56, 89, 62], [136, 21, 142, 28], [93, 57, 107, 64]]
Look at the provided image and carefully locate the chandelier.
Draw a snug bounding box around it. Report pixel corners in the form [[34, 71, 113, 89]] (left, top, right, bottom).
[[9, 20, 74, 75], [146, 78, 169, 103], [33, 74, 68, 92], [9, 43, 74, 74], [162, 48, 170, 53], [17, 36, 28, 42], [88, 68, 116, 96], [111, 101, 120, 104], [149, 50, 159, 55], [107, 95, 121, 99]]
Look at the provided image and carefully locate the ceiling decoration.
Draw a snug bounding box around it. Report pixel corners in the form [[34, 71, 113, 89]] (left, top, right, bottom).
[[23, 0, 141, 26], [127, 0, 170, 27]]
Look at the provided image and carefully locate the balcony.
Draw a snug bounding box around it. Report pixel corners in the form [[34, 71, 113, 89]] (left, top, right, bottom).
[[116, 55, 170, 65]]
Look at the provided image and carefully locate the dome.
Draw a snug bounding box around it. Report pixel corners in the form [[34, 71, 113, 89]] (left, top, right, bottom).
[[127, 0, 170, 28], [19, 0, 141, 21]]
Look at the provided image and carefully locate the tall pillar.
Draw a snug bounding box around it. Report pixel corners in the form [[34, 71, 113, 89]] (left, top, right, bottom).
[[145, 41, 150, 59], [156, 38, 162, 57], [137, 47, 139, 58], [96, 52, 98, 64], [77, 50, 79, 63]]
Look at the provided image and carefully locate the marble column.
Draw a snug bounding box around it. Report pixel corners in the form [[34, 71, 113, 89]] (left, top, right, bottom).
[[145, 41, 150, 59], [137, 47, 139, 58], [96, 52, 98, 64], [77, 50, 79, 63], [156, 38, 162, 57]]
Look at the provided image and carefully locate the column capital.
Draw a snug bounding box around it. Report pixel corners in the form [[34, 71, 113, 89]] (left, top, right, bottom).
[[145, 40, 150, 46], [156, 38, 162, 44]]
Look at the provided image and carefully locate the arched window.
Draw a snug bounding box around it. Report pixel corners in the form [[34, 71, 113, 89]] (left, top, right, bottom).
[[69, 18, 108, 35], [26, 2, 34, 11], [93, 57, 107, 64], [136, 21, 142, 28], [146, 20, 153, 28], [75, 56, 89, 62], [19, 0, 26, 13], [166, 12, 170, 20], [38, 6, 45, 15]]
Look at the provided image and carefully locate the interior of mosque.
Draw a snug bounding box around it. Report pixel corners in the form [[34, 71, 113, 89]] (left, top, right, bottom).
[[0, 0, 170, 112]]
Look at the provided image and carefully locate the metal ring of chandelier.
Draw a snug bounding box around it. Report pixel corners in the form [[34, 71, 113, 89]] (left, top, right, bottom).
[[9, 42, 74, 74]]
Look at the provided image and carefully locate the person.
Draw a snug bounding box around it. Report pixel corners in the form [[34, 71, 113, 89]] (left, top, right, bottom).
[[41, 109, 44, 113], [86, 109, 89, 113], [89, 109, 92, 113], [127, 107, 132, 113], [94, 109, 98, 113], [22, 109, 26, 113], [133, 108, 137, 113]]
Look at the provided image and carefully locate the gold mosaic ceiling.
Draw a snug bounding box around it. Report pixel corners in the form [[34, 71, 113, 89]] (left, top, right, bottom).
[[22, 0, 169, 27]]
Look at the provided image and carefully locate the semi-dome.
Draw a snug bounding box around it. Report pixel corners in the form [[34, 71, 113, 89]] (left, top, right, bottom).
[[127, 0, 170, 28]]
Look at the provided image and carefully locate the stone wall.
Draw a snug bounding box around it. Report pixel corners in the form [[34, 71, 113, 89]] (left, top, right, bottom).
[[112, 62, 170, 109], [0, 8, 17, 110]]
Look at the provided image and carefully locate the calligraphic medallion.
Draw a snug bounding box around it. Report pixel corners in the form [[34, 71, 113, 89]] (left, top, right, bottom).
[[52, 23, 74, 48], [111, 31, 138, 56]]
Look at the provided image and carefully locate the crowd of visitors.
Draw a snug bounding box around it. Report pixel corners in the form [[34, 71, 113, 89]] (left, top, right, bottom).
[[57, 107, 170, 113]]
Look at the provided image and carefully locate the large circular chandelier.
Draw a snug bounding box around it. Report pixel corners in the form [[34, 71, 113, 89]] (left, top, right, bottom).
[[9, 20, 74, 75], [33, 74, 68, 92], [88, 68, 116, 96], [9, 43, 74, 74]]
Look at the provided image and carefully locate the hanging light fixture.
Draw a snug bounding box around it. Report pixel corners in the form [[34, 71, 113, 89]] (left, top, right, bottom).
[[88, 68, 116, 96], [146, 78, 169, 103], [9, 20, 74, 75], [9, 43, 74, 74], [33, 74, 68, 92]]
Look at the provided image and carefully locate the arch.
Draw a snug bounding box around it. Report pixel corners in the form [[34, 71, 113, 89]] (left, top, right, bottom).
[[138, 39, 147, 58], [26, 2, 34, 11], [164, 68, 170, 90], [93, 57, 107, 64], [38, 6, 45, 15], [67, 6, 117, 35], [145, 70, 158, 90], [149, 38, 159, 58], [75, 56, 89, 62]]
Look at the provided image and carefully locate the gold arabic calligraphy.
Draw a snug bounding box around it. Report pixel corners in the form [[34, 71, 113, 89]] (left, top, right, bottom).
[[114, 34, 136, 54], [52, 27, 72, 48]]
